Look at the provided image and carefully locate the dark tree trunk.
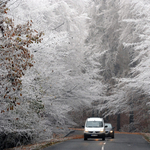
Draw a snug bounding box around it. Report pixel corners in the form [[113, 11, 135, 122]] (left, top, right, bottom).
[[129, 111, 134, 132], [117, 114, 120, 131]]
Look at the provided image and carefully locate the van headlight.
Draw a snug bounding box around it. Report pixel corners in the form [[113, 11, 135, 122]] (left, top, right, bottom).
[[84, 129, 88, 133], [110, 130, 113, 133], [100, 129, 105, 133]]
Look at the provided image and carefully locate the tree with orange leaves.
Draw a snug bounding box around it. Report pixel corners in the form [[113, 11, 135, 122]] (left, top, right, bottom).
[[0, 0, 44, 113]]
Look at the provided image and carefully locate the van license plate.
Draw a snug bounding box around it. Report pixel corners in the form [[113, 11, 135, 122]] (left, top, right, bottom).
[[91, 134, 97, 136]]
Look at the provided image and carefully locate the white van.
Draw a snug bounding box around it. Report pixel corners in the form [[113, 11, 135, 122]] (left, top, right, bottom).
[[83, 117, 105, 141]]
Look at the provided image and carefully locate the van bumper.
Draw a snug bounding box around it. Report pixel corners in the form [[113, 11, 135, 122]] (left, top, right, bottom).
[[84, 133, 105, 138]]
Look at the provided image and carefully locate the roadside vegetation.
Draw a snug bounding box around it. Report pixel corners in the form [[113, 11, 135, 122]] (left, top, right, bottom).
[[142, 133, 150, 143]]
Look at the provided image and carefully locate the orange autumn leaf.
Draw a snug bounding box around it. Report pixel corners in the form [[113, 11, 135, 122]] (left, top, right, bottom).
[[12, 33, 15, 36], [10, 106, 13, 110], [1, 110, 4, 113], [34, 30, 38, 33], [4, 94, 7, 99]]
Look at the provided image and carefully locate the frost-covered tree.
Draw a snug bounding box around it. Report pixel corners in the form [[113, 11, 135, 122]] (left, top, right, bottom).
[[1, 0, 94, 143], [0, 1, 48, 147], [0, 17, 43, 111], [117, 0, 150, 129], [85, 0, 150, 132]]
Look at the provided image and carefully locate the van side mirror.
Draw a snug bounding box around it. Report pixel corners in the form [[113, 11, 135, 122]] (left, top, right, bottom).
[[105, 125, 108, 128], [82, 125, 84, 128]]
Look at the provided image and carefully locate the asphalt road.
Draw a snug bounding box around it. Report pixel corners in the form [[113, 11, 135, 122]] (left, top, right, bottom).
[[44, 132, 150, 150]]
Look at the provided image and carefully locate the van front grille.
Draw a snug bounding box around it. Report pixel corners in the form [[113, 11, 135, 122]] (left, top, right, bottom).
[[88, 131, 100, 133], [89, 131, 93, 133]]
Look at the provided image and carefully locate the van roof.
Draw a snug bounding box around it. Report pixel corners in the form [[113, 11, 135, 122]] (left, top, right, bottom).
[[86, 117, 103, 121]]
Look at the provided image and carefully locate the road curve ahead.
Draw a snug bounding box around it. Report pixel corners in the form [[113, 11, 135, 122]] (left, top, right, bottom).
[[44, 133, 150, 150]]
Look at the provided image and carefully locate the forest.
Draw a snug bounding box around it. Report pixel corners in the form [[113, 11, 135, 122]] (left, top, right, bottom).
[[0, 0, 150, 148]]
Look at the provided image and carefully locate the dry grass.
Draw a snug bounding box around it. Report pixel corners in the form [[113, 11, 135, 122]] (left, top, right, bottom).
[[69, 128, 84, 131], [5, 134, 84, 150], [141, 133, 150, 143], [114, 131, 141, 135]]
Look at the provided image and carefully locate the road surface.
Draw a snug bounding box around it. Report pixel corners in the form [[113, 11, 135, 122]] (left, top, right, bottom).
[[44, 132, 150, 150]]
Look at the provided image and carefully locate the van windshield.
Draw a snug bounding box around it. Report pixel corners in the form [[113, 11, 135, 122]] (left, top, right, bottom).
[[86, 121, 103, 128]]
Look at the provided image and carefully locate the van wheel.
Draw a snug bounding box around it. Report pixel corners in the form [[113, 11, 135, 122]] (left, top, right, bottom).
[[102, 137, 105, 141], [84, 136, 87, 141]]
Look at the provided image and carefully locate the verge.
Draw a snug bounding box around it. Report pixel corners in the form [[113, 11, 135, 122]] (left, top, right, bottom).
[[141, 133, 150, 143], [5, 135, 83, 150]]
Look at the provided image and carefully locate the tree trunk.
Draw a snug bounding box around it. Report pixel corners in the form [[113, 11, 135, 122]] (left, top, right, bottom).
[[117, 114, 120, 131]]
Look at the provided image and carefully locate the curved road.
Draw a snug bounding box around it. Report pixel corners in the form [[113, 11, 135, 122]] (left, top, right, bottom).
[[44, 132, 150, 150]]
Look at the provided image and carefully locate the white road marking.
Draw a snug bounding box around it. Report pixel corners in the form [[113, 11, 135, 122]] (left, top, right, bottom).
[[102, 142, 106, 150]]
